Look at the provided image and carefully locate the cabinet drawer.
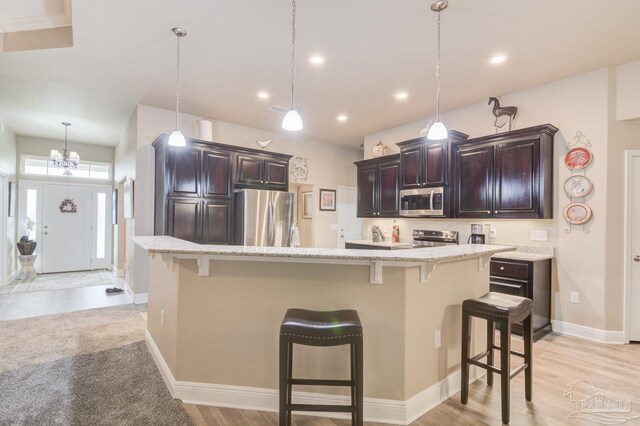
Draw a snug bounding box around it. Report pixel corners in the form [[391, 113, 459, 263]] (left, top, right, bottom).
[[490, 280, 527, 297], [490, 260, 529, 279]]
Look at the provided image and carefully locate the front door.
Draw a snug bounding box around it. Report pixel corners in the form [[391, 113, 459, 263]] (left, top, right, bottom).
[[41, 184, 93, 273]]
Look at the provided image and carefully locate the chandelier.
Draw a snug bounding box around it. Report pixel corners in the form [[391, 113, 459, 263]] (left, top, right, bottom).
[[50, 122, 79, 176]]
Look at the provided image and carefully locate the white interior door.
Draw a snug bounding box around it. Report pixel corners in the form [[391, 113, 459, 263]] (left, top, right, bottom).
[[0, 175, 5, 285], [337, 186, 362, 248], [41, 184, 92, 273], [629, 154, 640, 341]]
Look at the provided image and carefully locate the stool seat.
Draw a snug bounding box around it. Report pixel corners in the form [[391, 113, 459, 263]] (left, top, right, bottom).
[[280, 309, 363, 339], [463, 293, 533, 323]]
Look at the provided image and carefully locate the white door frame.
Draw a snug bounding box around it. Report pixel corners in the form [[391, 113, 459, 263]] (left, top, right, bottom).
[[623, 150, 640, 343], [0, 171, 6, 286]]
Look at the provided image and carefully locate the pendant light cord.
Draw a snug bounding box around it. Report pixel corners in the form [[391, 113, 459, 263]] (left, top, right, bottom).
[[64, 123, 68, 152], [435, 9, 441, 121], [175, 32, 181, 130], [290, 0, 297, 110]]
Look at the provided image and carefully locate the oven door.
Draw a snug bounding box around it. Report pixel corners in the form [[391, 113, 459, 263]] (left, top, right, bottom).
[[400, 188, 444, 217]]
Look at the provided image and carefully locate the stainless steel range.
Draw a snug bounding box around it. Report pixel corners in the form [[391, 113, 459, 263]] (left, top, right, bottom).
[[412, 229, 459, 247]]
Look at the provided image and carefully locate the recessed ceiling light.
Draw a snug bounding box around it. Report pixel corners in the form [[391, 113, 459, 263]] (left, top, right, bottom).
[[309, 55, 326, 65], [337, 114, 348, 122], [395, 91, 409, 100], [257, 91, 270, 99], [489, 55, 507, 64]]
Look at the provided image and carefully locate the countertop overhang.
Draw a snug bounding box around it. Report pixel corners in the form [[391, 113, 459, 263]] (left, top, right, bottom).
[[130, 236, 515, 284]]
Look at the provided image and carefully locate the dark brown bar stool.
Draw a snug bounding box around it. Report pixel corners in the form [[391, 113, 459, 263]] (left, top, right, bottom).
[[460, 292, 533, 425], [279, 308, 363, 426]]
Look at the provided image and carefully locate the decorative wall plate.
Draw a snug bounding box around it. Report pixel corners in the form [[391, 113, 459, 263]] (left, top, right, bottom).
[[564, 147, 592, 170], [563, 202, 592, 225], [563, 175, 593, 198]]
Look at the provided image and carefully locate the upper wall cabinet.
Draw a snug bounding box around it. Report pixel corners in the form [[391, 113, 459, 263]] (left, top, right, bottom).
[[451, 124, 558, 219], [355, 154, 400, 218], [397, 131, 469, 190], [235, 153, 290, 191]]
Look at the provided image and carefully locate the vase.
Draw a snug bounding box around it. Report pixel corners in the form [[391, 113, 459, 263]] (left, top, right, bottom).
[[17, 240, 37, 255]]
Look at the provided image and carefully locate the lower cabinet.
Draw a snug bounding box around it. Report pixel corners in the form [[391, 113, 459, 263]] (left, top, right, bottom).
[[489, 258, 552, 341], [166, 198, 232, 244]]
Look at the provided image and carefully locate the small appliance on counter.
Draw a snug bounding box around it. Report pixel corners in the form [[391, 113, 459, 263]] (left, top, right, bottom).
[[468, 223, 491, 244], [412, 230, 459, 247]]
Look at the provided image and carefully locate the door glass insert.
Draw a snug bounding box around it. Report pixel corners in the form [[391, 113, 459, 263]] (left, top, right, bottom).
[[96, 192, 106, 259]]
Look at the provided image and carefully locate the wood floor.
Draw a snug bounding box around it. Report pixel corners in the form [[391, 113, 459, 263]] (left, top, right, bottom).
[[184, 333, 640, 425]]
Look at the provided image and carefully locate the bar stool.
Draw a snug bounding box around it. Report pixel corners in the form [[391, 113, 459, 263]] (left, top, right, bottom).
[[279, 308, 363, 426], [460, 292, 533, 425]]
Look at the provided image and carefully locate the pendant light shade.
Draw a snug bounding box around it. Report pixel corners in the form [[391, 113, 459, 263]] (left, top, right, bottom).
[[282, 0, 303, 131], [427, 120, 448, 140], [427, 1, 449, 141], [282, 109, 303, 131], [169, 27, 187, 147]]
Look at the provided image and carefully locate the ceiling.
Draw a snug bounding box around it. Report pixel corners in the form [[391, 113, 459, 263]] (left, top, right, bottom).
[[1, 0, 639, 147]]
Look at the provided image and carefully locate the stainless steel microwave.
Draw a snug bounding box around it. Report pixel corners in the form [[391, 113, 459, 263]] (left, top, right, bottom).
[[400, 187, 445, 217]]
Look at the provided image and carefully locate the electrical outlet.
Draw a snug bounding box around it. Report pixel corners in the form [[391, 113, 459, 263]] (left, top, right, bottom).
[[490, 229, 497, 239], [531, 230, 548, 242], [434, 330, 441, 349], [570, 292, 580, 304], [161, 310, 166, 327]]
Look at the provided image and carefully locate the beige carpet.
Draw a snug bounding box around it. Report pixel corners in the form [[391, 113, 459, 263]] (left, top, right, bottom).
[[0, 270, 116, 295], [0, 304, 194, 425]]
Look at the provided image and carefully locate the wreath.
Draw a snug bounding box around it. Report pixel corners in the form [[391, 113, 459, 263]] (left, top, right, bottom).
[[59, 198, 78, 213]]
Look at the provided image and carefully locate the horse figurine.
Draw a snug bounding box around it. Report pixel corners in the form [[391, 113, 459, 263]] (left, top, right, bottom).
[[488, 97, 518, 132]]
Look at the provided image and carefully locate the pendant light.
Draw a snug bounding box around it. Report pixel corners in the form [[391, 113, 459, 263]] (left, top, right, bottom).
[[282, 0, 303, 131], [427, 1, 449, 140], [50, 122, 79, 176], [168, 27, 187, 147]]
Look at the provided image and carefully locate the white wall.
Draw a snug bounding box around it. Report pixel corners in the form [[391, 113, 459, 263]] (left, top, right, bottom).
[[363, 67, 629, 332], [616, 60, 640, 121], [0, 125, 17, 284]]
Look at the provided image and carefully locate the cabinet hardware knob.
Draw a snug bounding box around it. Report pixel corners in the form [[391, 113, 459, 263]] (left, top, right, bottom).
[[634, 255, 640, 262], [495, 210, 498, 214], [500, 266, 505, 270], [487, 210, 490, 214]]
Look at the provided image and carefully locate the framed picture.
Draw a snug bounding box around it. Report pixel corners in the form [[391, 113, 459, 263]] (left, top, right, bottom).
[[302, 192, 313, 218], [7, 181, 15, 218], [319, 189, 336, 211], [112, 188, 118, 225], [123, 178, 134, 219]]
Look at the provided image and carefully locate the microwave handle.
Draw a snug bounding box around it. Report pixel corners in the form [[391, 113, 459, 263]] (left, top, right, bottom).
[[430, 190, 434, 211]]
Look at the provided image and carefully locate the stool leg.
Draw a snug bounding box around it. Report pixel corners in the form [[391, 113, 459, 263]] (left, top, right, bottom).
[[487, 319, 495, 386], [500, 322, 511, 425], [279, 336, 288, 426], [460, 309, 471, 405], [350, 343, 356, 426], [523, 313, 533, 402], [355, 335, 364, 426], [287, 341, 293, 425]]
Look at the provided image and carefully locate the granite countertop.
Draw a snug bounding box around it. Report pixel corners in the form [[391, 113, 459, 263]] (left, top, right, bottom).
[[344, 239, 415, 249], [490, 245, 554, 261], [130, 235, 516, 264]]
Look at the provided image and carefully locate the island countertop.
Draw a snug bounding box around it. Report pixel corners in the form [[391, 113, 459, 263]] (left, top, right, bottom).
[[130, 235, 515, 264]]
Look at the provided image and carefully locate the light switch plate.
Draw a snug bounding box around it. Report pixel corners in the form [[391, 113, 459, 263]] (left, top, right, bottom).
[[330, 224, 338, 230], [570, 292, 580, 304], [490, 229, 497, 239], [434, 330, 441, 349], [531, 230, 548, 241]]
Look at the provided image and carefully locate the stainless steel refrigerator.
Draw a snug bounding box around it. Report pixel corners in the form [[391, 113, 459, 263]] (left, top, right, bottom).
[[233, 189, 294, 246]]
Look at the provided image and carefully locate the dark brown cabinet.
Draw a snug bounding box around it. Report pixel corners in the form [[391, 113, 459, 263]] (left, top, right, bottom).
[[490, 257, 552, 341], [154, 135, 291, 244], [236, 154, 289, 190], [355, 155, 400, 218], [451, 124, 557, 219], [397, 131, 468, 189]]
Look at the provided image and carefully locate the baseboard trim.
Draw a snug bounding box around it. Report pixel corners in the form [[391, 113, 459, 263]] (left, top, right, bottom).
[[124, 280, 148, 304], [552, 320, 624, 344], [6, 270, 18, 285], [145, 330, 483, 424], [112, 264, 125, 277]]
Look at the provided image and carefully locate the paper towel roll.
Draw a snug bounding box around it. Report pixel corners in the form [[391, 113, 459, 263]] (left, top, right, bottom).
[[196, 119, 214, 141]]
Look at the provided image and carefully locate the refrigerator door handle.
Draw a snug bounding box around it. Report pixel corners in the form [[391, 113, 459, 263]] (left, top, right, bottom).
[[268, 201, 275, 246]]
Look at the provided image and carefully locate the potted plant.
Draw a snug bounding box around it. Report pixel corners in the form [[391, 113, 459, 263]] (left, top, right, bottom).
[[17, 217, 37, 256]]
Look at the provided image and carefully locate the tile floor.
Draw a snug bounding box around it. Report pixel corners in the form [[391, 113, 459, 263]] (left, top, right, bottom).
[[0, 272, 131, 321]]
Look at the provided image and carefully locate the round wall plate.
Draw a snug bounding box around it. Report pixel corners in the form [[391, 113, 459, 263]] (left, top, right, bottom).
[[564, 147, 593, 170], [563, 202, 592, 225], [563, 175, 593, 198]]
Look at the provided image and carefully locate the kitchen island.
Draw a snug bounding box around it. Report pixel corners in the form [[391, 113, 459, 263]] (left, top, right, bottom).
[[130, 236, 514, 424]]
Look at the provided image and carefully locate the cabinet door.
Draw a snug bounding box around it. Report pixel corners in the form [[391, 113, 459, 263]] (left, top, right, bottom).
[[454, 144, 494, 218], [423, 142, 447, 185], [400, 146, 422, 189], [357, 165, 377, 217], [236, 155, 264, 186], [169, 148, 200, 198], [202, 151, 231, 197], [378, 161, 400, 217], [202, 200, 232, 244], [167, 198, 200, 243], [494, 140, 539, 217], [264, 159, 288, 189]]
